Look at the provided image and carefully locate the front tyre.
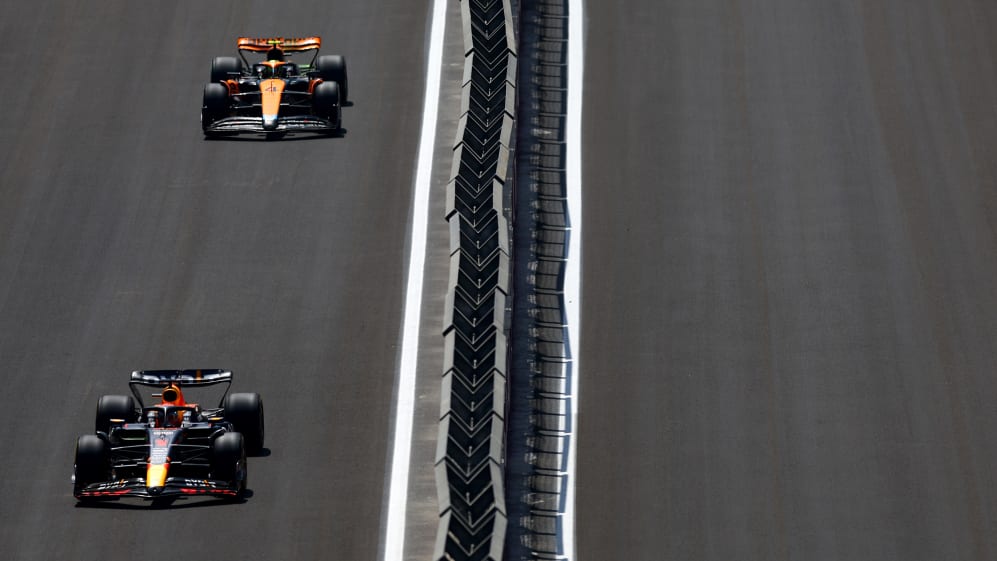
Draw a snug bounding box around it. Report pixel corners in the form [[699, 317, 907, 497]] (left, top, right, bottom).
[[202, 83, 230, 132], [74, 435, 109, 497], [212, 432, 247, 495], [312, 81, 342, 131]]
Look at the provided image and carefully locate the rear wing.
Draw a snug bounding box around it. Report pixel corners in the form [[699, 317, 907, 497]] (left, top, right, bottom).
[[129, 369, 233, 408], [130, 369, 232, 386], [237, 36, 321, 52]]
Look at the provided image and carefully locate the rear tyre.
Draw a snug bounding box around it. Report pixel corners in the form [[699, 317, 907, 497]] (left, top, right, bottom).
[[202, 83, 230, 131], [210, 56, 242, 83], [314, 55, 348, 103], [211, 432, 246, 494], [95, 395, 136, 434], [223, 392, 265, 455], [74, 435, 109, 496]]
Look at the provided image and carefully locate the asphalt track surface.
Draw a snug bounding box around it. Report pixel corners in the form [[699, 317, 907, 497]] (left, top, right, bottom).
[[0, 1, 447, 560], [577, 1, 997, 560]]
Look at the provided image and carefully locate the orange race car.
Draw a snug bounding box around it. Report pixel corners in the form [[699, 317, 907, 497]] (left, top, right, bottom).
[[73, 370, 264, 502], [201, 36, 348, 136]]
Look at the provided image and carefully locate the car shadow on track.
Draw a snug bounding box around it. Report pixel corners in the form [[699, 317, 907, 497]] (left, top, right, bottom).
[[75, 490, 253, 510]]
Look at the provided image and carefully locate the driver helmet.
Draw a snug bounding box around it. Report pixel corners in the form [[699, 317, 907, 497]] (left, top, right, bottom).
[[146, 410, 163, 428], [259, 61, 288, 79], [165, 408, 185, 427]]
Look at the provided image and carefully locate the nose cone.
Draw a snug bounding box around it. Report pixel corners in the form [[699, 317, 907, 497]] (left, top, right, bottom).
[[147, 486, 164, 496], [260, 78, 284, 131], [146, 463, 168, 489]]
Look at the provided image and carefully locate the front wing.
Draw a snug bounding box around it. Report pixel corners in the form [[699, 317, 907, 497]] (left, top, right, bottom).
[[75, 477, 240, 500], [205, 115, 339, 134]]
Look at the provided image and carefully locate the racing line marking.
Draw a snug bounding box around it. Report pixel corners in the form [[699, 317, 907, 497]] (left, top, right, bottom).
[[564, 1, 584, 560], [383, 0, 447, 560]]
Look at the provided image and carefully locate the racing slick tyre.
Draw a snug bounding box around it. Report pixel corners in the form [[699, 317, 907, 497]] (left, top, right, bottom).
[[202, 83, 230, 131], [95, 394, 137, 434], [210, 56, 242, 83], [312, 81, 342, 131], [74, 435, 109, 496], [223, 392, 265, 455], [314, 55, 348, 103], [212, 432, 247, 494]]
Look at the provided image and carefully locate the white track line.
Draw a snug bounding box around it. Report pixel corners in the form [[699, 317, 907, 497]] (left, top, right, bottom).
[[382, 0, 447, 559], [564, 0, 584, 560]]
